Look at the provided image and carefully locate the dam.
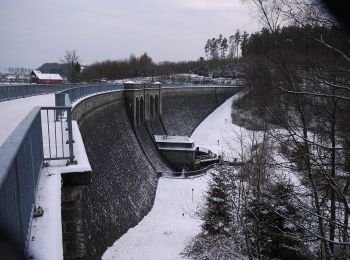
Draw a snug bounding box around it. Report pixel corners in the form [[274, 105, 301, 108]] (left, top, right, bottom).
[[70, 84, 241, 259], [0, 82, 241, 259]]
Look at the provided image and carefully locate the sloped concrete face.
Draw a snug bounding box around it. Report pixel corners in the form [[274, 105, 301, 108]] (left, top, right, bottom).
[[161, 87, 241, 136], [71, 86, 242, 259], [74, 94, 158, 259]]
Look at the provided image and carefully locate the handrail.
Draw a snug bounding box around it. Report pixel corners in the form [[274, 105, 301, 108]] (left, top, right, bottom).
[[0, 103, 77, 252], [160, 163, 217, 178], [0, 83, 87, 102], [0, 107, 42, 186], [0, 106, 43, 252], [55, 84, 123, 105], [0, 83, 124, 103]]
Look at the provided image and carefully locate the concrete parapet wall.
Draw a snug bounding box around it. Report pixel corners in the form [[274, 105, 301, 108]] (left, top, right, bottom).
[[72, 90, 124, 125]]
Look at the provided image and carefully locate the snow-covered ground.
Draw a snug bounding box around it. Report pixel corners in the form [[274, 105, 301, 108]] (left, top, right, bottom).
[[0, 93, 91, 260], [103, 176, 210, 260], [0, 92, 245, 259], [191, 95, 244, 162], [0, 94, 55, 147], [28, 121, 91, 260], [27, 167, 63, 260], [103, 94, 246, 260]]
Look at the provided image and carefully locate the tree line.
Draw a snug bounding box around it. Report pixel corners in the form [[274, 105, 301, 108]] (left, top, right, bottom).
[[80, 53, 198, 82], [204, 30, 249, 60]]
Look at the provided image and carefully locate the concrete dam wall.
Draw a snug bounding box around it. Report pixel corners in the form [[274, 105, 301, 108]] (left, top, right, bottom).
[[72, 86, 241, 259], [162, 87, 238, 136]]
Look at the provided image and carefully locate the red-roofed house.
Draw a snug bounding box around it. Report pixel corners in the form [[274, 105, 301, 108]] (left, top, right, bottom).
[[30, 70, 64, 84]]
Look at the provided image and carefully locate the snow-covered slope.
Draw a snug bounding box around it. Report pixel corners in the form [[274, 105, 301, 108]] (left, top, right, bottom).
[[103, 94, 248, 259], [191, 95, 243, 162]]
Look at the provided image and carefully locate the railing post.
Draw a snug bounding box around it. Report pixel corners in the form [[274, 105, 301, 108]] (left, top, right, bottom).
[[55, 93, 66, 121], [66, 109, 76, 164]]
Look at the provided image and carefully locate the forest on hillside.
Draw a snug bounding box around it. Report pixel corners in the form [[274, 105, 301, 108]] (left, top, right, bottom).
[[183, 0, 350, 259]]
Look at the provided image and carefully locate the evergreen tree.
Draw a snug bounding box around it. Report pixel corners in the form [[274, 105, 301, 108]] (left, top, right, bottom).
[[241, 31, 249, 57], [204, 39, 211, 60], [220, 37, 228, 59], [247, 180, 308, 259], [234, 29, 241, 58], [209, 38, 219, 60], [202, 171, 230, 235]]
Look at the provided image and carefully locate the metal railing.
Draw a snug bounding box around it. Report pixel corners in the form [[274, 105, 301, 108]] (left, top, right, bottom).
[[0, 107, 43, 252], [41, 106, 75, 164], [0, 82, 131, 253], [161, 163, 217, 178], [0, 84, 88, 102], [55, 84, 122, 104], [0, 103, 76, 253], [162, 83, 245, 88], [0, 83, 123, 103]]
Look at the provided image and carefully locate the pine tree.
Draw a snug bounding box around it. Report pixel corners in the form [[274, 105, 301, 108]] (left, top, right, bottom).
[[220, 37, 228, 59], [202, 171, 230, 235], [241, 31, 249, 57], [246, 180, 308, 259]]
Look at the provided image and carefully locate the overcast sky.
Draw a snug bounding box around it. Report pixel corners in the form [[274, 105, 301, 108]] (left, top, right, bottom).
[[0, 0, 260, 70]]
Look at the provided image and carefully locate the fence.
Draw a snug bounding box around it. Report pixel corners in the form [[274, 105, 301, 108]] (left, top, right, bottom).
[[0, 107, 43, 252], [55, 84, 122, 104], [0, 84, 88, 102], [162, 83, 245, 88], [0, 83, 242, 103], [0, 83, 123, 102], [41, 106, 75, 164], [0, 82, 135, 254], [0, 99, 80, 253], [161, 163, 216, 178]]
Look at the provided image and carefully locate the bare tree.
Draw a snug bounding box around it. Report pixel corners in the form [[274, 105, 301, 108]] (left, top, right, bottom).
[[243, 0, 350, 258], [61, 49, 80, 83]]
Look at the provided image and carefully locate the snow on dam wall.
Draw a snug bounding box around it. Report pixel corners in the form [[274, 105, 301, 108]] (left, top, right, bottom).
[[73, 91, 157, 259], [72, 86, 241, 259], [161, 87, 242, 136]]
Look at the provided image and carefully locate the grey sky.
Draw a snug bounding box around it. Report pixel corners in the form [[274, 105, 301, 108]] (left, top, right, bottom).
[[0, 0, 260, 70]]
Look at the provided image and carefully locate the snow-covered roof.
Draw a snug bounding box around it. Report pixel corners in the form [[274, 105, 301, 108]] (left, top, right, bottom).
[[32, 70, 63, 80]]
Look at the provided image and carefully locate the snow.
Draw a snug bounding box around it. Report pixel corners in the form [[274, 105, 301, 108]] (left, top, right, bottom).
[[59, 121, 92, 173], [102, 176, 210, 260], [0, 93, 92, 259], [0, 94, 55, 147], [27, 167, 63, 260], [33, 70, 63, 80], [191, 95, 244, 162], [103, 94, 246, 260], [27, 119, 91, 260], [70, 89, 122, 107], [0, 90, 245, 260]]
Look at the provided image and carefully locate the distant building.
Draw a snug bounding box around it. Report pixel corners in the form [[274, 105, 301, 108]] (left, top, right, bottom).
[[30, 70, 64, 84]]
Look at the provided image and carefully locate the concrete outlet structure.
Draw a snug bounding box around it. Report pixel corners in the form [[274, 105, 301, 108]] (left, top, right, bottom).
[[154, 135, 196, 170], [124, 82, 162, 127]]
